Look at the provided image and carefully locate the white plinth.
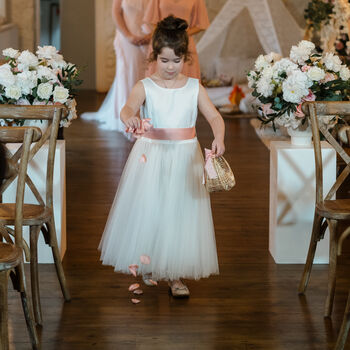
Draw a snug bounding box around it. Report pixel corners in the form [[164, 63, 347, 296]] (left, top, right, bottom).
[[3, 140, 66, 263], [269, 141, 336, 264]]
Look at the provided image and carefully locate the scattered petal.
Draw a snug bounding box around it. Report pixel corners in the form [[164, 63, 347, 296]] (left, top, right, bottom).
[[139, 154, 147, 163], [133, 289, 143, 295], [131, 298, 141, 304], [140, 255, 151, 265], [128, 264, 139, 277], [128, 283, 140, 292], [148, 279, 158, 286]]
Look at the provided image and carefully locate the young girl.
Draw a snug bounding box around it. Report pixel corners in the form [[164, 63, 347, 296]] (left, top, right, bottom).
[[99, 15, 225, 297]]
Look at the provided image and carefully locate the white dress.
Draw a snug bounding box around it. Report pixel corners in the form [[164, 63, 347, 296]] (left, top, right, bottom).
[[99, 77, 219, 281], [81, 0, 147, 139]]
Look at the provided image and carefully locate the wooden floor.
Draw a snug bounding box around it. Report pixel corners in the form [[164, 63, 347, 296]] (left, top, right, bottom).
[[7, 90, 350, 349]]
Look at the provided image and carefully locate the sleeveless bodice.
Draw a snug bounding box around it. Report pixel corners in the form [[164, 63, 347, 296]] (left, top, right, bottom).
[[141, 77, 199, 128]]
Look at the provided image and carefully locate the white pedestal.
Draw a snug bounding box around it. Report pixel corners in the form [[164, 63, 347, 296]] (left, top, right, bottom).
[[3, 140, 66, 263], [269, 141, 336, 264]]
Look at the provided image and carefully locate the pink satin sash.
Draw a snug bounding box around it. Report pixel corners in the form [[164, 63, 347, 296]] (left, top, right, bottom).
[[143, 127, 196, 141]]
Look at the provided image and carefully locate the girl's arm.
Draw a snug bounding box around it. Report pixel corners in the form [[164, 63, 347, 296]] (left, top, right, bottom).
[[112, 0, 143, 45], [120, 81, 146, 129], [198, 83, 225, 156]]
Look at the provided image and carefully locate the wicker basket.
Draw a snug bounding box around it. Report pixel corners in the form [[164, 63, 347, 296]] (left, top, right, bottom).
[[205, 155, 235, 193]]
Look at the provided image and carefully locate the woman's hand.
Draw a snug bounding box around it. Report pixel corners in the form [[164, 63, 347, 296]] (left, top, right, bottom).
[[212, 138, 225, 156], [124, 116, 141, 129], [128, 35, 146, 46]]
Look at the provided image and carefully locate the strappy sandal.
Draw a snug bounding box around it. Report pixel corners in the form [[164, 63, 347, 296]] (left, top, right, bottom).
[[168, 280, 190, 298]]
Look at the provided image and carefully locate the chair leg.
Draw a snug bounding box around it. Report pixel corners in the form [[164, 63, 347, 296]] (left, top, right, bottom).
[[334, 289, 350, 350], [0, 270, 9, 350], [47, 218, 70, 301], [30, 225, 42, 325], [298, 213, 323, 294], [16, 262, 40, 350], [325, 219, 338, 318]]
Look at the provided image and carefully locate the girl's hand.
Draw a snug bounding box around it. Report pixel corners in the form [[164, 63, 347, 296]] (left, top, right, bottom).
[[124, 116, 141, 129], [138, 34, 151, 46], [212, 138, 225, 156]]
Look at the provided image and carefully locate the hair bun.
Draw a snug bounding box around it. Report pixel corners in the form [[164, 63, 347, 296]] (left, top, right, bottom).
[[158, 15, 188, 32]]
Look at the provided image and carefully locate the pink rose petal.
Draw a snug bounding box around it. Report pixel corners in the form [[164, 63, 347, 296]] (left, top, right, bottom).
[[128, 264, 139, 277], [133, 289, 143, 295], [131, 298, 141, 304], [148, 279, 158, 286], [139, 154, 147, 163], [128, 283, 140, 291], [140, 255, 151, 265]]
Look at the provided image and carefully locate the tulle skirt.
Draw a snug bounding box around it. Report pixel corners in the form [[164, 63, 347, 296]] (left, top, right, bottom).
[[99, 137, 219, 280]]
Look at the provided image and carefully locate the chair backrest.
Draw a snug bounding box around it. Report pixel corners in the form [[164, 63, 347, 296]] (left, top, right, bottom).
[[0, 127, 41, 246], [0, 105, 68, 210], [302, 101, 350, 205]]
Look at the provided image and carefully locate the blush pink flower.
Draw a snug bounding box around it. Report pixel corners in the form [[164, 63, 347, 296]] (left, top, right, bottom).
[[295, 104, 305, 118], [323, 72, 337, 83], [261, 103, 273, 117], [303, 90, 316, 102], [301, 65, 311, 72]]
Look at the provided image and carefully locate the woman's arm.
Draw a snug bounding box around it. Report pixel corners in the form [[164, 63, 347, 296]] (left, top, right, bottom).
[[187, 27, 203, 37], [120, 81, 146, 129], [198, 83, 225, 156], [112, 0, 143, 45]]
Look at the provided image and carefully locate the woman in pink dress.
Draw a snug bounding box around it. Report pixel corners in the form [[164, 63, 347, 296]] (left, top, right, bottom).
[[143, 0, 210, 79], [82, 0, 149, 139]]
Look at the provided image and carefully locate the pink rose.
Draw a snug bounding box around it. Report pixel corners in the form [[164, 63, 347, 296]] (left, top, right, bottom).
[[323, 72, 337, 83], [261, 103, 273, 116], [301, 65, 311, 72], [295, 104, 305, 118], [302, 90, 316, 102]]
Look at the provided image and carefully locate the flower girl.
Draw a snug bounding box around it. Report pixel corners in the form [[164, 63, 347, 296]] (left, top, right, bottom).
[[99, 15, 225, 297]]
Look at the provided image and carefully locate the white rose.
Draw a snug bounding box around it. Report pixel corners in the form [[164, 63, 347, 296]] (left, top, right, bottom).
[[322, 53, 342, 72], [37, 82, 53, 100], [247, 71, 257, 88], [18, 50, 39, 68], [16, 71, 37, 95], [5, 85, 22, 100], [2, 48, 19, 59], [36, 45, 58, 59], [48, 54, 67, 70], [37, 65, 58, 82], [256, 77, 274, 97], [255, 55, 270, 71], [290, 40, 315, 65], [307, 66, 326, 81], [53, 86, 69, 103], [282, 70, 311, 103], [0, 64, 15, 87], [340, 66, 350, 81]]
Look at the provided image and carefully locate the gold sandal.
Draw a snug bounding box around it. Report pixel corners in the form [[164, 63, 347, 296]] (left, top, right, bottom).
[[168, 280, 190, 298]]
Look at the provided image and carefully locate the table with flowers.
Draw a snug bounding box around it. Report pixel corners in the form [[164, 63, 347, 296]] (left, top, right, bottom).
[[247, 40, 346, 263], [0, 45, 81, 263]]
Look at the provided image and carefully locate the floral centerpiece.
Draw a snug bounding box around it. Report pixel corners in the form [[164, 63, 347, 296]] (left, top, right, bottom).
[[0, 45, 82, 127], [247, 40, 350, 131]]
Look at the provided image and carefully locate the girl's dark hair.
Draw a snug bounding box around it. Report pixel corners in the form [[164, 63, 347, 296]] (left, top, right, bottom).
[[149, 15, 190, 62]]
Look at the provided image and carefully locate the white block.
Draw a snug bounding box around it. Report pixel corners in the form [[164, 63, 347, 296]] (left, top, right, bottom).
[[269, 141, 336, 264], [3, 140, 66, 263]]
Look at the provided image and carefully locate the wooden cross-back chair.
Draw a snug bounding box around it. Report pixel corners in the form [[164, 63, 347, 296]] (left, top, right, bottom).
[[0, 105, 70, 326], [300, 101, 350, 350], [0, 126, 40, 349]]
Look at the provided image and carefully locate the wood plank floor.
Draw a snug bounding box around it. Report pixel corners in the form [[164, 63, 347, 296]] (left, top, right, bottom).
[[7, 90, 350, 349]]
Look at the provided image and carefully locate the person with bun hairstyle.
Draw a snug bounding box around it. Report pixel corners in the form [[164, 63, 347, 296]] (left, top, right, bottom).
[[143, 0, 209, 79], [99, 16, 225, 298]]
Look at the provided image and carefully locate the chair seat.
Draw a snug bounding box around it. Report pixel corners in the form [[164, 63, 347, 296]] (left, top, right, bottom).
[[0, 242, 21, 271], [316, 199, 350, 220], [0, 203, 52, 225]]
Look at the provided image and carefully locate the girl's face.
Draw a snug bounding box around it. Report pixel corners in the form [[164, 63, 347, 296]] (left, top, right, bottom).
[[156, 47, 184, 80]]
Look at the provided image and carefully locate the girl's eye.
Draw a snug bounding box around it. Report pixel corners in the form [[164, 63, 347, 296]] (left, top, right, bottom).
[[174, 60, 181, 63], [161, 59, 168, 63]]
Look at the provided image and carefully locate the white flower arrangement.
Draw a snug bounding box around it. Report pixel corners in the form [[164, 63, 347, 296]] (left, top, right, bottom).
[[0, 45, 82, 128], [247, 40, 350, 129]]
